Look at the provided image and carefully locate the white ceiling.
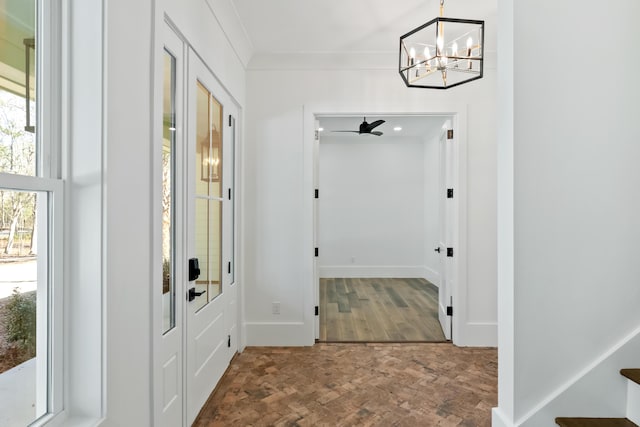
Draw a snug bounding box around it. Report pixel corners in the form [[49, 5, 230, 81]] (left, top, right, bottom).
[[230, 0, 497, 55], [318, 115, 449, 141]]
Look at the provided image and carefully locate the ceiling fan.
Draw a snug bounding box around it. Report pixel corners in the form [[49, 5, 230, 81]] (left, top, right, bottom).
[[333, 117, 385, 136]]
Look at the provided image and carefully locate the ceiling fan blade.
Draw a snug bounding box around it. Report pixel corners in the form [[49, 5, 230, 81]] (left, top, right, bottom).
[[370, 131, 383, 136], [332, 130, 360, 133], [365, 119, 385, 132]]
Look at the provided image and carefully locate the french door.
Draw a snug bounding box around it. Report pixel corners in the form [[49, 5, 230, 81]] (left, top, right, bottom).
[[185, 50, 238, 425], [155, 28, 238, 426]]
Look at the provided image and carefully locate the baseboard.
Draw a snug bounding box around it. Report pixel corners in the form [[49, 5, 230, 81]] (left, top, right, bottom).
[[423, 266, 440, 288], [458, 322, 498, 347], [244, 322, 313, 346], [492, 407, 513, 427], [319, 265, 436, 281]]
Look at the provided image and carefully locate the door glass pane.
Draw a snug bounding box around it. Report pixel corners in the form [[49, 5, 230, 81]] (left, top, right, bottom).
[[194, 197, 208, 311], [229, 116, 235, 284], [161, 50, 176, 334], [195, 81, 222, 199], [0, 0, 37, 176], [193, 81, 223, 311], [208, 199, 221, 300], [195, 82, 210, 197], [0, 189, 48, 426]]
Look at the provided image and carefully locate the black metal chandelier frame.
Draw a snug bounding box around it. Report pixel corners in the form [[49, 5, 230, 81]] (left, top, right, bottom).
[[399, 9, 484, 90]]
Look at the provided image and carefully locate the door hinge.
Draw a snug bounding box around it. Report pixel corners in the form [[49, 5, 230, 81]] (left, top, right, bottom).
[[315, 306, 319, 316], [229, 115, 232, 127], [228, 188, 232, 200], [447, 129, 454, 139], [227, 335, 231, 347], [447, 188, 454, 199], [315, 130, 319, 140], [314, 189, 319, 199], [447, 247, 454, 257], [446, 306, 453, 316], [314, 247, 319, 257], [228, 261, 231, 274]]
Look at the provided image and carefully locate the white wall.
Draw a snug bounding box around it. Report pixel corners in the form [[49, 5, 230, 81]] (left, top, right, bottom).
[[496, 0, 640, 424], [244, 33, 498, 346], [318, 135, 433, 279]]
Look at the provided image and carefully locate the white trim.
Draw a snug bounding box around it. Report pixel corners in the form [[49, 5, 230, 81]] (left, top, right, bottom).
[[319, 265, 436, 280], [423, 266, 440, 288], [492, 407, 513, 427], [0, 173, 63, 192], [244, 322, 309, 346], [627, 380, 640, 425], [305, 108, 473, 347], [247, 51, 498, 71], [459, 322, 497, 347]]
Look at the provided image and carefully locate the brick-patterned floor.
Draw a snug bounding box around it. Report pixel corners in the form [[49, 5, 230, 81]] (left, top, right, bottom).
[[194, 343, 497, 426]]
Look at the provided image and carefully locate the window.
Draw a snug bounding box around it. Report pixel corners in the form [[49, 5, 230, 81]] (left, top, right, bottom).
[[0, 0, 63, 424], [162, 49, 176, 333]]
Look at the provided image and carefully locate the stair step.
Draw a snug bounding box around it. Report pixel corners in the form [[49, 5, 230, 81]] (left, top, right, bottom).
[[621, 369, 640, 385], [555, 418, 638, 427]]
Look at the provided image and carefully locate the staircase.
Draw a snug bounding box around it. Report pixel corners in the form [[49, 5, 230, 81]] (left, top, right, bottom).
[[556, 369, 640, 427]]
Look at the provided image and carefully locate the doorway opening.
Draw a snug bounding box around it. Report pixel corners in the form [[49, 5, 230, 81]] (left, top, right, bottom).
[[313, 114, 457, 343]]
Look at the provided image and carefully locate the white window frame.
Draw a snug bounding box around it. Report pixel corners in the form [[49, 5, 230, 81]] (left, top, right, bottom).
[[0, 0, 65, 423]]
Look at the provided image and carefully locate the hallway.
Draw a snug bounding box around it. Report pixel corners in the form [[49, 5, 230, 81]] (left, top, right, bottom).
[[194, 343, 497, 426], [319, 278, 446, 342]]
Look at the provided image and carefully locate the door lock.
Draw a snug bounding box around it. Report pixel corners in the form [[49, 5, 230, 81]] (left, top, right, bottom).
[[188, 287, 205, 302], [434, 247, 441, 253], [188, 258, 200, 281]]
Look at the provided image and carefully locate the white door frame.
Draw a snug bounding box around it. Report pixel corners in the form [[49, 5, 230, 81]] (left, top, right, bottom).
[[303, 107, 468, 345]]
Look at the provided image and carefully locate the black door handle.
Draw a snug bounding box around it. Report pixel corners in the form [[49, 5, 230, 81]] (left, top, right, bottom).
[[188, 287, 205, 302], [434, 247, 441, 253]]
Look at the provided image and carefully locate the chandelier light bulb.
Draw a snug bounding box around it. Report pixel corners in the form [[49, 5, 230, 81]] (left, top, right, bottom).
[[437, 36, 444, 53], [452, 41, 458, 57], [424, 46, 432, 68], [467, 36, 473, 51]]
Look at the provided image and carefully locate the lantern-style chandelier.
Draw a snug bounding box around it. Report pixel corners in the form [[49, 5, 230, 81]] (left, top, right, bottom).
[[399, 0, 484, 89]]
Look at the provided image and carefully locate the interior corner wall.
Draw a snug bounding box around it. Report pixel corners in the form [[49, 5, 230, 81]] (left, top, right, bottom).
[[244, 51, 498, 345], [509, 0, 640, 422], [317, 136, 428, 279]]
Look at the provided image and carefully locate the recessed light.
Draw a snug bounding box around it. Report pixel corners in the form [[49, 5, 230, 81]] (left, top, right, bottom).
[[318, 127, 324, 132], [393, 126, 402, 131]]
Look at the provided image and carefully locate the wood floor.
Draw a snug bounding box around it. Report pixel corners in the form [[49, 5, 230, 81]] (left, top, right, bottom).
[[193, 343, 497, 426], [320, 278, 446, 342]]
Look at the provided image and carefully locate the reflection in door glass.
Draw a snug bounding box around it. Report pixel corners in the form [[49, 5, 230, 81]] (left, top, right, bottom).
[[161, 50, 176, 334], [196, 82, 223, 199], [0, 190, 48, 426], [194, 81, 223, 311]]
